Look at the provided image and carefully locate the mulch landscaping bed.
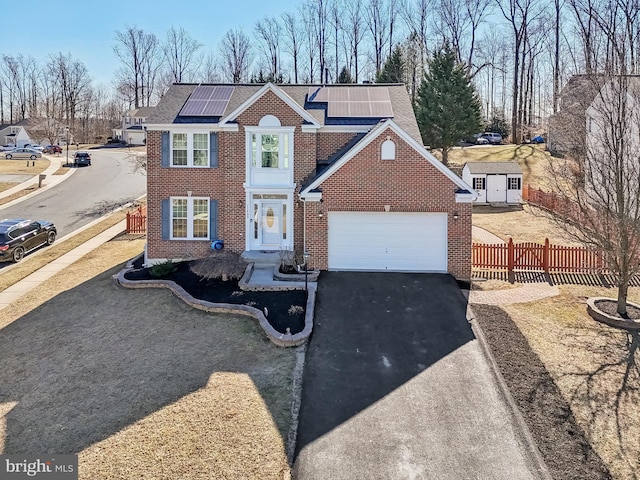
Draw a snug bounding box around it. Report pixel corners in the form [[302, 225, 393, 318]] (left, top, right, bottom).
[[473, 304, 612, 480], [124, 261, 307, 335]]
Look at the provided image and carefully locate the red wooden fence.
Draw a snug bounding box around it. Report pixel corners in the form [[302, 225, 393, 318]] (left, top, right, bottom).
[[473, 238, 605, 274], [126, 206, 147, 234]]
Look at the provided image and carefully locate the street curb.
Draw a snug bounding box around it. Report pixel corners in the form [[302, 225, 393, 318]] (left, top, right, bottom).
[[0, 155, 76, 210], [286, 343, 307, 465], [466, 302, 554, 480]]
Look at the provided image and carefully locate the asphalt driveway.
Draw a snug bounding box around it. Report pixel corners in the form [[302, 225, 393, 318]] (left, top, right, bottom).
[[293, 272, 549, 480]]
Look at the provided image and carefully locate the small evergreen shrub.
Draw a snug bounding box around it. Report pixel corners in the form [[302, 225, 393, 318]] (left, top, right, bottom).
[[149, 260, 177, 278]]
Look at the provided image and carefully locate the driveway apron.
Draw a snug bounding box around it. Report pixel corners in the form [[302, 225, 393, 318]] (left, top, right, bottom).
[[293, 272, 547, 480]]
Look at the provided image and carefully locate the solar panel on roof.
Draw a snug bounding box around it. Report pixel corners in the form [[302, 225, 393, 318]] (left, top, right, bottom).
[[179, 85, 235, 117], [310, 86, 394, 118]]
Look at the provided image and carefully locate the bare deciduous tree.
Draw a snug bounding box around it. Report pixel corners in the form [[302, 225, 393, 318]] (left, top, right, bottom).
[[219, 29, 252, 83], [365, 0, 390, 74], [255, 17, 282, 80], [282, 12, 302, 83], [162, 27, 203, 84], [114, 26, 160, 108], [547, 74, 640, 315]]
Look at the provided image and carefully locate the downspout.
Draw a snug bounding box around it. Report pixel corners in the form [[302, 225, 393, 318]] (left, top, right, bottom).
[[301, 195, 307, 255]]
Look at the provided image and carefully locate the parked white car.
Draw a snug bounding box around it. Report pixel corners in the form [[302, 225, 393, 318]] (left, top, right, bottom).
[[4, 148, 42, 160], [480, 132, 503, 144]]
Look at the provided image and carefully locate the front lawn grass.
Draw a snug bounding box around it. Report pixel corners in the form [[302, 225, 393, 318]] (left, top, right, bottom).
[[0, 236, 297, 480]]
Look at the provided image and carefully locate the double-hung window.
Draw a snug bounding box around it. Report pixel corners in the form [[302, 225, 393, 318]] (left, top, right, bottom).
[[171, 197, 209, 239], [250, 132, 290, 169], [171, 132, 209, 167]]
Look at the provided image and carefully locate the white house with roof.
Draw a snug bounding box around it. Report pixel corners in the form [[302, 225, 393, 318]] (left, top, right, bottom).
[[0, 124, 32, 148], [113, 107, 155, 145], [462, 161, 523, 204]]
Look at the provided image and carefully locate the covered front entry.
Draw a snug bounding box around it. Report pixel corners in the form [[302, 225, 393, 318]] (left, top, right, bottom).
[[248, 194, 291, 250], [327, 212, 447, 272]]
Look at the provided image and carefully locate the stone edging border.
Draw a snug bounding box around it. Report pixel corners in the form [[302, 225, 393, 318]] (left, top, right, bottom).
[[116, 256, 315, 347], [587, 297, 640, 331]]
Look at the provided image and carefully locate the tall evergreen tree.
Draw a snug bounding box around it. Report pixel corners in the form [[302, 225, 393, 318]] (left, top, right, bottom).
[[415, 44, 483, 166], [337, 66, 353, 83], [375, 46, 405, 83]]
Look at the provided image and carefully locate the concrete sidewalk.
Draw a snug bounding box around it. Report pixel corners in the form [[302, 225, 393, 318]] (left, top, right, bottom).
[[0, 154, 76, 209], [0, 220, 126, 310]]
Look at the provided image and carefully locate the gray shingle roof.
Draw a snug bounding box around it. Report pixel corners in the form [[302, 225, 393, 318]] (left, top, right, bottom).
[[146, 83, 421, 143], [464, 161, 523, 174]]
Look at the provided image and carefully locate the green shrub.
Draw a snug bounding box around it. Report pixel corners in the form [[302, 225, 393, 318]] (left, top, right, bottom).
[[149, 260, 177, 278]]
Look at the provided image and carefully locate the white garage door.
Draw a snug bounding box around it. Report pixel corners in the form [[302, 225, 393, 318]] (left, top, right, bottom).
[[328, 212, 448, 272]]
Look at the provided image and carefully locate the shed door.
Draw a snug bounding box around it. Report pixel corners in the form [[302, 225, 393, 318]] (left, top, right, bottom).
[[328, 212, 447, 272], [486, 175, 507, 202]]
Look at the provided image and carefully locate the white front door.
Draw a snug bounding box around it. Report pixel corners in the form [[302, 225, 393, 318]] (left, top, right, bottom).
[[486, 175, 507, 203], [251, 200, 286, 249]]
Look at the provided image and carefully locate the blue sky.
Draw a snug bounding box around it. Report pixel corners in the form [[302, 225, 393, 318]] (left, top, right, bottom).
[[4, 0, 296, 88]]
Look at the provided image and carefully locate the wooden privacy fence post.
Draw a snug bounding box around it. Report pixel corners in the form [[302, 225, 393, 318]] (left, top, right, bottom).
[[508, 237, 514, 273], [543, 238, 550, 273]]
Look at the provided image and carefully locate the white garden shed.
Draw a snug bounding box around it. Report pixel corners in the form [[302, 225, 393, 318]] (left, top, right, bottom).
[[462, 161, 523, 205]]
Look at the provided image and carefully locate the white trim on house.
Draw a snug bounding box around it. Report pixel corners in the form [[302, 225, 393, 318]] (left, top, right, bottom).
[[145, 123, 222, 131], [315, 125, 373, 133], [169, 196, 210, 240], [219, 83, 321, 129], [300, 119, 477, 201]]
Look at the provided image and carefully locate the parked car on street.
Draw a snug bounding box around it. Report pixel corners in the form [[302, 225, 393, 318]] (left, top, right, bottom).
[[74, 151, 91, 166], [480, 132, 503, 144], [44, 145, 62, 154], [475, 134, 490, 145], [0, 219, 57, 262], [0, 145, 15, 152], [4, 148, 42, 160], [25, 144, 44, 152]]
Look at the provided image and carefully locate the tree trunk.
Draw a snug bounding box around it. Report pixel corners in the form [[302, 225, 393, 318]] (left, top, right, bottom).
[[441, 147, 449, 166], [618, 281, 629, 316]]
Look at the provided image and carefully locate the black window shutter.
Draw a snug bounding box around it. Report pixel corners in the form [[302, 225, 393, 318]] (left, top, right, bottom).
[[209, 200, 218, 239], [210, 132, 218, 168], [161, 199, 170, 239], [161, 132, 170, 167]]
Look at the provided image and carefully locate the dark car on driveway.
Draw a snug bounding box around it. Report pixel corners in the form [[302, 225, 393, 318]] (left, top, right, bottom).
[[0, 219, 57, 262], [74, 151, 91, 166], [44, 145, 62, 154]]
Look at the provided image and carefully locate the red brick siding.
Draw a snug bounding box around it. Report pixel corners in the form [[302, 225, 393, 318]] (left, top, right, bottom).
[[316, 132, 357, 162], [304, 130, 472, 280], [147, 90, 321, 260]]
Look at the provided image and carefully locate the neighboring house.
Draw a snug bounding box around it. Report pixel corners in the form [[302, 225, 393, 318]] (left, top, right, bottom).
[[13, 118, 69, 146], [462, 162, 523, 205], [115, 107, 155, 145], [0, 124, 32, 147], [144, 83, 477, 280], [547, 75, 599, 154]]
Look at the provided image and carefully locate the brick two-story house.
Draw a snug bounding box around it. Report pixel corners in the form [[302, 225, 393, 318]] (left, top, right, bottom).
[[144, 82, 476, 280]]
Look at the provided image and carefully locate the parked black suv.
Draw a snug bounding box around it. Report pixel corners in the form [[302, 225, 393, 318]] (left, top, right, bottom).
[[0, 219, 57, 262]]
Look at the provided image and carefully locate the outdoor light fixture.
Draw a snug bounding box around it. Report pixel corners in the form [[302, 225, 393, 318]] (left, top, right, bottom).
[[453, 212, 459, 220]]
